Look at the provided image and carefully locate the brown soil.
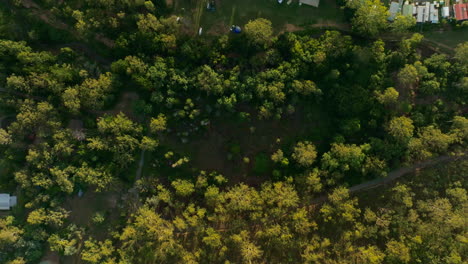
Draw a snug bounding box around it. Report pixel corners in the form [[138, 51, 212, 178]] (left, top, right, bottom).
[[162, 108, 315, 186], [20, 0, 115, 48], [97, 92, 140, 121], [283, 23, 304, 33], [207, 21, 229, 36]]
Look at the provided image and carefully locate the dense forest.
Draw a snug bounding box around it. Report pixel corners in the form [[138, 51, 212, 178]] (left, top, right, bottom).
[[0, 0, 467, 263]]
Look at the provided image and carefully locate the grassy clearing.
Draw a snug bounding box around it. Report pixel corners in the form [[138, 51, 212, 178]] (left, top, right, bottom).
[[423, 28, 468, 48], [157, 104, 333, 184], [174, 0, 345, 35]]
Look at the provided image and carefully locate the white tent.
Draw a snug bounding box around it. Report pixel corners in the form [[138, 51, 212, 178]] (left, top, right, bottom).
[[0, 193, 17, 210]]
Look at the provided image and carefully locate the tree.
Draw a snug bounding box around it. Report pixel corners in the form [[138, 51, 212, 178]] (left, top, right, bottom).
[[391, 15, 416, 33], [398, 64, 419, 90], [231, 231, 263, 263], [141, 136, 159, 151], [196, 65, 224, 95], [78, 72, 113, 110], [450, 116, 468, 144], [292, 141, 317, 167], [244, 18, 274, 48], [6, 258, 26, 264], [271, 149, 289, 166], [171, 179, 195, 197], [150, 114, 167, 133], [320, 187, 361, 224], [74, 163, 113, 191], [408, 125, 455, 160], [454, 42, 468, 69], [87, 113, 143, 167], [62, 87, 81, 114], [120, 207, 183, 263], [356, 246, 385, 264], [387, 116, 414, 143], [0, 129, 12, 145], [352, 0, 389, 37], [385, 240, 411, 263], [8, 100, 61, 139], [136, 13, 162, 33], [223, 184, 261, 213], [0, 216, 23, 248], [291, 80, 322, 96], [321, 143, 368, 183], [27, 208, 69, 227], [81, 239, 115, 264], [417, 125, 454, 153], [6, 75, 30, 93], [375, 87, 399, 106]]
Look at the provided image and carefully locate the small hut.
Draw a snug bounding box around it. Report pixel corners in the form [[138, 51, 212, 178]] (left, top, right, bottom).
[[0, 193, 17, 210], [299, 0, 320, 7]]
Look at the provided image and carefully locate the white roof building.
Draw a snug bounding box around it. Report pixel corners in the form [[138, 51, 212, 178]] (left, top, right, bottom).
[[389, 2, 401, 21], [300, 0, 320, 7], [430, 3, 439, 23], [442, 6, 450, 17], [417, 5, 426, 22], [0, 194, 17, 210], [425, 2, 431, 22]]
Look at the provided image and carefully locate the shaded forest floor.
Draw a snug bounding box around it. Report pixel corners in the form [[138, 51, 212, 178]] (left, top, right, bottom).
[[160, 104, 333, 185]]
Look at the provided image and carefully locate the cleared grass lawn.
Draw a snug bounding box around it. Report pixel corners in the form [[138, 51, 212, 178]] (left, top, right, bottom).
[[175, 0, 345, 34], [423, 28, 468, 48]]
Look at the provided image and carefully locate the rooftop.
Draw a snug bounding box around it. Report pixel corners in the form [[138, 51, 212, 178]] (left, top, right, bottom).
[[0, 193, 17, 210], [0, 193, 10, 210], [454, 3, 468, 21]]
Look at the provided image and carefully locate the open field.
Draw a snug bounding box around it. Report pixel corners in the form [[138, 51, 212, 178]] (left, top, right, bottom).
[[158, 104, 334, 184], [173, 0, 345, 35], [423, 28, 468, 48]]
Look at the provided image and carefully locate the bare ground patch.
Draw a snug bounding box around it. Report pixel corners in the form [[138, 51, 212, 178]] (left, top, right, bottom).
[[161, 107, 325, 185], [97, 91, 140, 121]]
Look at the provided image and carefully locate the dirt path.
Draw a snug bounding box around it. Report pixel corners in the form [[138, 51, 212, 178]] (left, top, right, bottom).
[[56, 42, 112, 66], [0, 87, 44, 100], [17, 0, 115, 48], [135, 149, 146, 182], [422, 38, 455, 52], [311, 153, 467, 204]]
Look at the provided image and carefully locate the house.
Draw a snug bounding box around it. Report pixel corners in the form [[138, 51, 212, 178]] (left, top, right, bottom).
[[453, 3, 468, 20], [300, 0, 320, 7], [424, 2, 431, 21], [430, 3, 439, 23], [442, 6, 450, 17], [417, 5, 427, 22], [389, 2, 401, 20], [402, 4, 415, 16], [0, 193, 17, 210]]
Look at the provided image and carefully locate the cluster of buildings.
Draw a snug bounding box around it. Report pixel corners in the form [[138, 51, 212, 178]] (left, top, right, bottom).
[[389, 0, 468, 23]]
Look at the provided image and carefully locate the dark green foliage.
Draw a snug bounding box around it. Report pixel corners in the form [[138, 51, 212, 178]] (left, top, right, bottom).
[[0, 2, 466, 264]]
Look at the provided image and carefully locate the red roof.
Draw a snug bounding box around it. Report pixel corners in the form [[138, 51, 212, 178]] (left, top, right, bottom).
[[454, 3, 468, 21]]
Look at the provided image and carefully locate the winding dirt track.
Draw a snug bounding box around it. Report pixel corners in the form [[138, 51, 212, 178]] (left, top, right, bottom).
[[311, 153, 467, 204]]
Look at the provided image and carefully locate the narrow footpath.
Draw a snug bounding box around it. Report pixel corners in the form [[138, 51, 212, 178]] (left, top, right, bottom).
[[311, 152, 467, 204]]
